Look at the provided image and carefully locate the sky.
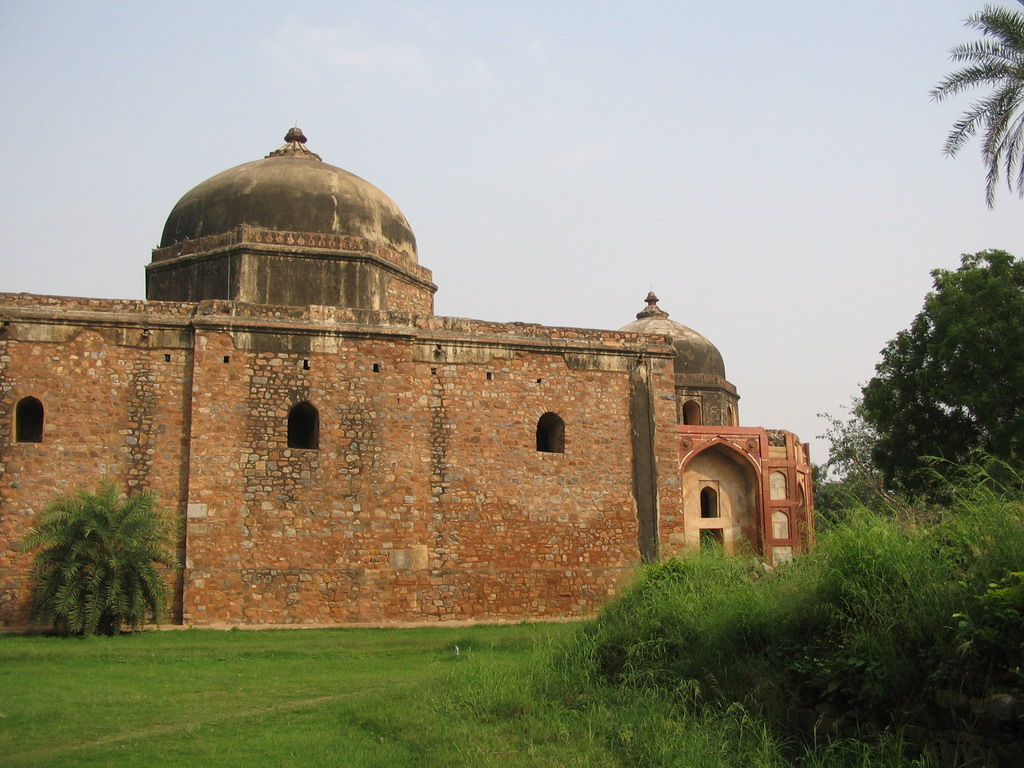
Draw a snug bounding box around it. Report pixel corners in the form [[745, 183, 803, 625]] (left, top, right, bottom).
[[1, 1, 1021, 463]]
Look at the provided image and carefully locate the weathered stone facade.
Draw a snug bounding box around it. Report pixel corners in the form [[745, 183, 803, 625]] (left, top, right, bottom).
[[0, 129, 813, 628], [0, 295, 688, 626]]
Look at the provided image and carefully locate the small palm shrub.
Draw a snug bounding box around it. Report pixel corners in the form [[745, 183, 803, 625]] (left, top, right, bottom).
[[23, 482, 181, 636]]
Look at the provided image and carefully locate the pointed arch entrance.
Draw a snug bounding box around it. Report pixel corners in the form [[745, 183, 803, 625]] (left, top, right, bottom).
[[680, 442, 762, 555]]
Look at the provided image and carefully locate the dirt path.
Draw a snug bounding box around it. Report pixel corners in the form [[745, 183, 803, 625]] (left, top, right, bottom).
[[12, 686, 388, 761]]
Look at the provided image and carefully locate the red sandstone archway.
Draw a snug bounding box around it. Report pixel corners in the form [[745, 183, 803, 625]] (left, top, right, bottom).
[[679, 441, 764, 555]]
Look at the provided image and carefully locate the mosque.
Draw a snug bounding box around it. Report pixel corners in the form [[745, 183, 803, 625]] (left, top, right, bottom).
[[0, 129, 813, 627]]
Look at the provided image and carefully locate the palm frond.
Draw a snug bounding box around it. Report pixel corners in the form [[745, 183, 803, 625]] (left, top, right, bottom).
[[932, 63, 1014, 103], [934, 2, 1024, 206]]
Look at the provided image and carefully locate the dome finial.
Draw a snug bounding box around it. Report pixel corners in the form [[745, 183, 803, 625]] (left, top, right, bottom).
[[637, 291, 669, 320], [266, 127, 322, 161]]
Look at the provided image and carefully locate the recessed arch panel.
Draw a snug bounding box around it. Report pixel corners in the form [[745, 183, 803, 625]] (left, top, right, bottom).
[[770, 471, 788, 500], [682, 399, 702, 425], [681, 441, 763, 555]]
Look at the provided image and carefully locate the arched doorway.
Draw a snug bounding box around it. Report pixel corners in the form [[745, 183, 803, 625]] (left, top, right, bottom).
[[680, 443, 762, 555]]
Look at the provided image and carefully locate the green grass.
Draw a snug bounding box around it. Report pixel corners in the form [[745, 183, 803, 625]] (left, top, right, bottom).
[[0, 623, 588, 768], [515, 472, 1024, 768], [0, 613, 947, 768], [0, 622, 931, 768]]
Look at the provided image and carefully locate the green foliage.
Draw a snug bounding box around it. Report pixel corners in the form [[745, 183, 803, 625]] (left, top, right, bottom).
[[861, 250, 1024, 499], [787, 511, 957, 717], [933, 460, 1024, 588], [932, 1, 1024, 207], [977, 572, 1024, 657], [952, 572, 1024, 683], [815, 401, 899, 522], [540, 467, 1024, 749], [445, 625, 933, 768], [565, 522, 957, 723], [576, 555, 787, 703], [932, 467, 1024, 688], [23, 482, 180, 636]]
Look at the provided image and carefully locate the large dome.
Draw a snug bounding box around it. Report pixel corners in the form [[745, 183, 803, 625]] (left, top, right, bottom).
[[159, 128, 418, 264], [620, 292, 727, 379]]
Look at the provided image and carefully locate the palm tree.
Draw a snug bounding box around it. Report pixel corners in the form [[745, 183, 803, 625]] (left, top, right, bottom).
[[932, 1, 1024, 207], [23, 482, 180, 636]]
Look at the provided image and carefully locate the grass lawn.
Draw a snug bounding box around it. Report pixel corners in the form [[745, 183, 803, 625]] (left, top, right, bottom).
[[0, 622, 591, 768]]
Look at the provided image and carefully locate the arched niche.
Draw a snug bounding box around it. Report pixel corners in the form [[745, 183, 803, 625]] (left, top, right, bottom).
[[700, 486, 719, 518], [769, 471, 788, 500], [15, 396, 44, 443], [772, 510, 790, 539], [287, 401, 320, 450], [536, 412, 565, 453], [681, 442, 762, 555], [682, 399, 702, 426]]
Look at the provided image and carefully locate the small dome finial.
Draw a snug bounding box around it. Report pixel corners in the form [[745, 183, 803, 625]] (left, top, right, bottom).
[[267, 127, 322, 161], [636, 291, 669, 320]]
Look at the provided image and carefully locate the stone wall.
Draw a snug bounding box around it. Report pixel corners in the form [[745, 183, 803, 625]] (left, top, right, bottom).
[[0, 294, 679, 627], [0, 311, 192, 625], [181, 315, 679, 624], [146, 227, 436, 315]]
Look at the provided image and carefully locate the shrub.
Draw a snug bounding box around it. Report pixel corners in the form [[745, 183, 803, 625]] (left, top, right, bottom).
[[556, 551, 802, 724], [23, 482, 180, 636], [934, 461, 1024, 590], [785, 510, 959, 717], [557, 501, 1011, 729], [951, 572, 1024, 689]]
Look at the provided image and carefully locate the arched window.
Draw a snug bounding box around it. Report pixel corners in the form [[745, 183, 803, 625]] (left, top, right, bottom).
[[287, 401, 319, 450], [14, 396, 44, 443], [769, 471, 787, 500], [699, 486, 719, 518], [772, 510, 790, 539], [536, 412, 565, 453], [726, 405, 736, 426], [682, 399, 702, 425]]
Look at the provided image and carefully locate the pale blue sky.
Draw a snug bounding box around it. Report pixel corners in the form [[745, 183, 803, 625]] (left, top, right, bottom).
[[1, 1, 1020, 461]]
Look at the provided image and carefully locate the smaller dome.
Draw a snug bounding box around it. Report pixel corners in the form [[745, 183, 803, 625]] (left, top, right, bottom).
[[620, 292, 727, 379]]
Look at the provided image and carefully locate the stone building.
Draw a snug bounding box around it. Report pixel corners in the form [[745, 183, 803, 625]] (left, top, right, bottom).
[[0, 129, 813, 627]]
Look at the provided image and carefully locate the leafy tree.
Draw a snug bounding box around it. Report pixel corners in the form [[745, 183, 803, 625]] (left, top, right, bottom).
[[932, 1, 1024, 207], [861, 250, 1024, 498], [814, 400, 895, 522], [24, 482, 180, 636]]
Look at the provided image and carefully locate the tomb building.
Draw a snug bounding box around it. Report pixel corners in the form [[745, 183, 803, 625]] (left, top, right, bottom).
[[0, 130, 813, 627]]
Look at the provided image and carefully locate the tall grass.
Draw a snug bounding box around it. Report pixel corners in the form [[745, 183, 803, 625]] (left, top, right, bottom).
[[443, 623, 939, 767], [443, 466, 1024, 766], [785, 511, 959, 718]]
